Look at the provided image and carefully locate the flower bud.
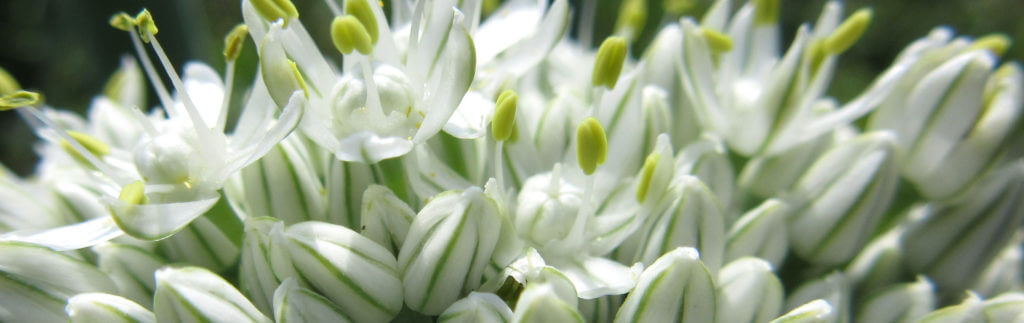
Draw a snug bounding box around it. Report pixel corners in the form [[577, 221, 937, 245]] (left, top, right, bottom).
[[725, 199, 788, 268], [972, 232, 1024, 297], [67, 293, 155, 323], [854, 277, 935, 323], [238, 217, 282, 314], [770, 300, 834, 323], [739, 133, 833, 199], [398, 187, 502, 315], [788, 132, 899, 265], [439, 292, 513, 323], [844, 225, 910, 297], [513, 267, 583, 322], [716, 258, 784, 323], [614, 247, 716, 323], [272, 278, 352, 322], [271, 221, 403, 322], [324, 158, 374, 229], [154, 266, 270, 323], [635, 134, 674, 206], [157, 198, 242, 273], [0, 242, 117, 322], [981, 292, 1024, 321], [901, 162, 1024, 292], [231, 135, 327, 224], [785, 272, 849, 323], [675, 137, 736, 219], [592, 37, 628, 89], [93, 243, 167, 308], [360, 184, 414, 255], [915, 292, 983, 322], [632, 176, 725, 275], [515, 168, 583, 248]]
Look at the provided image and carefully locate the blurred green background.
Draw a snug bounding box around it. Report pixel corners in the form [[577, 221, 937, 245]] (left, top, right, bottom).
[[1, 0, 1022, 176]]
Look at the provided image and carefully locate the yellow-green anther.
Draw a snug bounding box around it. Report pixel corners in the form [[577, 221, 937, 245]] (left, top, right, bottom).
[[969, 33, 1011, 57], [0, 90, 41, 111], [102, 65, 128, 100], [701, 28, 733, 53], [754, 0, 781, 25], [288, 60, 309, 98], [345, 0, 379, 45], [135, 9, 158, 42], [492, 90, 518, 141], [663, 0, 697, 15], [576, 117, 608, 175], [118, 180, 148, 205], [806, 39, 827, 73], [636, 153, 660, 202], [592, 37, 627, 89], [823, 8, 872, 55], [251, 0, 299, 25], [61, 131, 111, 166], [482, 0, 499, 16], [0, 67, 20, 95], [615, 0, 647, 35], [223, 24, 249, 61], [109, 12, 136, 32], [331, 15, 374, 55]]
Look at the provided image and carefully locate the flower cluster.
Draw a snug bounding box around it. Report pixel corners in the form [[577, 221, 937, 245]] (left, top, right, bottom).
[[1, 0, 1023, 321]]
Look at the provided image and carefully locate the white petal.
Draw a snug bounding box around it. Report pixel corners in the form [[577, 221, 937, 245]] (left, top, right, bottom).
[[109, 194, 220, 240], [443, 91, 493, 139], [0, 217, 123, 251], [334, 131, 414, 164]]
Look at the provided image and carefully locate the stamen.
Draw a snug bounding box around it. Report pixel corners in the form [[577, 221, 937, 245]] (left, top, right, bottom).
[[492, 90, 518, 190], [219, 24, 248, 133], [118, 180, 149, 207], [823, 8, 872, 56], [592, 37, 627, 89], [61, 131, 111, 166], [331, 15, 374, 55], [754, 0, 781, 26], [0, 90, 40, 110], [615, 0, 646, 39], [251, 0, 299, 26], [575, 117, 608, 175], [14, 101, 126, 184], [636, 152, 659, 203], [108, 12, 135, 32], [141, 19, 216, 143], [407, 0, 426, 56], [0, 67, 20, 95], [701, 28, 734, 53], [130, 106, 159, 137], [345, 0, 380, 45], [127, 30, 177, 118]]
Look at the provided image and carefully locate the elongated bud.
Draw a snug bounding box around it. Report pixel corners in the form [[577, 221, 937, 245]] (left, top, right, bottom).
[[238, 217, 283, 314], [134, 9, 158, 42], [973, 232, 1024, 297], [233, 135, 326, 224], [725, 199, 788, 268], [438, 292, 513, 323], [635, 134, 674, 205], [360, 184, 414, 255], [844, 225, 909, 296], [788, 132, 899, 265], [915, 292, 983, 322], [770, 300, 833, 323], [981, 293, 1024, 321], [224, 24, 249, 61], [331, 15, 374, 55], [785, 272, 849, 323], [93, 243, 167, 308], [271, 221, 403, 322], [716, 258, 784, 323], [398, 188, 502, 315], [67, 293, 155, 323], [576, 117, 608, 175], [855, 277, 935, 323], [108, 12, 136, 31], [0, 90, 41, 110], [516, 169, 584, 247], [754, 0, 781, 25], [633, 176, 725, 275], [592, 37, 627, 88], [272, 278, 352, 323], [513, 267, 583, 322], [823, 8, 872, 55], [701, 28, 733, 53], [614, 247, 716, 323], [677, 137, 737, 219], [158, 199, 243, 272], [345, 0, 379, 45], [969, 33, 1011, 57], [0, 242, 117, 322], [154, 266, 270, 323], [492, 90, 518, 141], [0, 66, 20, 95], [251, 0, 299, 25]]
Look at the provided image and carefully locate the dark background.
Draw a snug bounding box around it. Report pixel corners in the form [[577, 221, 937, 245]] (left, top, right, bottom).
[[1, 0, 1022, 176]]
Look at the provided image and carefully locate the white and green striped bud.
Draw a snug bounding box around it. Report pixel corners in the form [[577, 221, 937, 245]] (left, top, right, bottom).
[[631, 175, 725, 275], [360, 184, 414, 255], [239, 217, 283, 314], [639, 88, 673, 162], [67, 293, 155, 323], [272, 278, 352, 323], [270, 221, 403, 322], [614, 247, 716, 323], [153, 266, 270, 323], [93, 243, 167, 308], [854, 277, 935, 323], [325, 159, 374, 229], [915, 292, 983, 322], [398, 187, 502, 315], [675, 138, 736, 220], [788, 132, 899, 265], [515, 168, 583, 249], [980, 292, 1024, 321], [0, 242, 117, 322], [725, 199, 789, 268], [844, 225, 910, 297], [770, 300, 835, 323], [901, 162, 1024, 292], [739, 132, 834, 200], [158, 198, 243, 273], [579, 296, 621, 323], [439, 292, 513, 323], [513, 267, 583, 323], [231, 135, 327, 224], [785, 272, 849, 323], [715, 258, 784, 323], [973, 232, 1024, 297]]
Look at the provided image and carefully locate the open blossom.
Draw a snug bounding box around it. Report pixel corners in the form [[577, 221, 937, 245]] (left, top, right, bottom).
[[0, 0, 1023, 322]]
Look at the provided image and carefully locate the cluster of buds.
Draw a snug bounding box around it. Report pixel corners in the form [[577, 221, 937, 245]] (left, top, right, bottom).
[[0, 0, 1022, 321]]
